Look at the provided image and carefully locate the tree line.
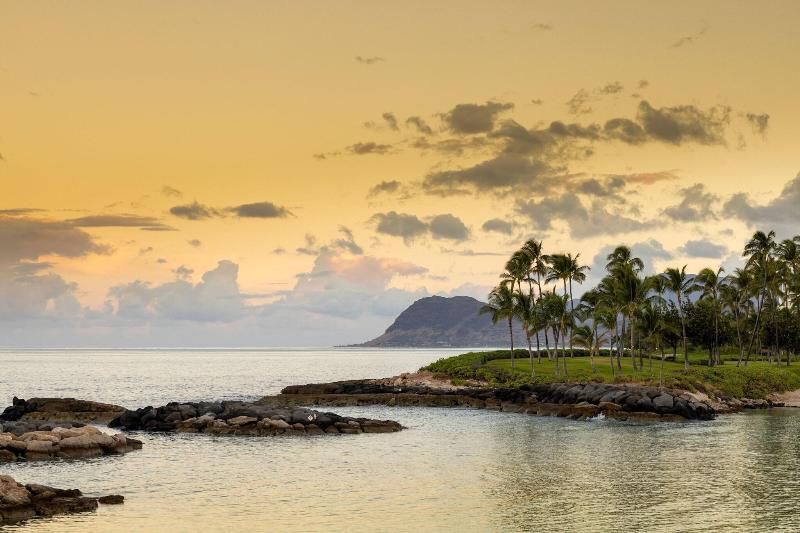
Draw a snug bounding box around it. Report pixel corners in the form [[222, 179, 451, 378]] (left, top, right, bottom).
[[480, 231, 800, 381]]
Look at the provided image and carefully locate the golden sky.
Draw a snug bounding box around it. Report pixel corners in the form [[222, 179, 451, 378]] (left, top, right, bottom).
[[1, 1, 799, 345]]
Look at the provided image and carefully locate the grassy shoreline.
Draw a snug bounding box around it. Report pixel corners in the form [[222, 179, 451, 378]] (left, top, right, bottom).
[[423, 349, 800, 400]]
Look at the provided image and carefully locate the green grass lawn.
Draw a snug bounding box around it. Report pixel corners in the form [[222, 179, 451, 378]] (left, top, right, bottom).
[[423, 349, 800, 399]]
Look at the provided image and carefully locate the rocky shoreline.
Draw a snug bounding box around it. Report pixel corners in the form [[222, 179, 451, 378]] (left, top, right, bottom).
[[1, 397, 126, 425], [109, 400, 403, 435], [1, 474, 123, 525], [262, 379, 721, 421]]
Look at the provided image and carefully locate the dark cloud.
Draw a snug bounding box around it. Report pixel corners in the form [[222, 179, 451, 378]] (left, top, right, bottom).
[[382, 112, 399, 131], [530, 23, 553, 31], [162, 185, 183, 197], [745, 113, 770, 137], [272, 247, 286, 255], [0, 216, 110, 264], [405, 116, 433, 135], [481, 218, 514, 235], [68, 214, 175, 231], [422, 154, 556, 196], [577, 176, 626, 198], [637, 100, 730, 145], [229, 201, 292, 218], [0, 208, 45, 216], [606, 171, 679, 185], [442, 101, 514, 134], [370, 211, 429, 243], [724, 174, 800, 226], [566, 89, 592, 116], [173, 265, 194, 280], [331, 226, 364, 254], [139, 246, 154, 255], [171, 201, 291, 220], [348, 142, 393, 155], [429, 214, 470, 241], [187, 239, 202, 247], [296, 234, 320, 255], [170, 202, 219, 220], [531, 99, 544, 105], [411, 136, 491, 156], [671, 23, 709, 48], [367, 180, 402, 198], [355, 56, 385, 65], [680, 239, 727, 258], [638, 80, 650, 89], [598, 81, 624, 95], [663, 183, 718, 221], [603, 118, 647, 144]]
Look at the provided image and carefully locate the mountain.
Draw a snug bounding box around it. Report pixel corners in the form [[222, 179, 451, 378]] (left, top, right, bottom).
[[353, 295, 524, 347]]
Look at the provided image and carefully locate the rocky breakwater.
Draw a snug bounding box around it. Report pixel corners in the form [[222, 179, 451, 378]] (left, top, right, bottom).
[[0, 423, 142, 462], [1, 475, 123, 525], [109, 400, 403, 435], [264, 380, 715, 421], [1, 397, 126, 424]]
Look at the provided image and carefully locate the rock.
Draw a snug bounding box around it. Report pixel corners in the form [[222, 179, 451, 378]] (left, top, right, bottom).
[[653, 394, 674, 410], [227, 416, 258, 426], [98, 495, 124, 505], [0, 474, 120, 525]]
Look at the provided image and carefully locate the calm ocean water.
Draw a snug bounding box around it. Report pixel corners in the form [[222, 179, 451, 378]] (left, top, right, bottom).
[[2, 348, 800, 532]]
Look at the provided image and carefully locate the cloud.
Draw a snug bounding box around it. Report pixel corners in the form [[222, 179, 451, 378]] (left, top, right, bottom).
[[67, 214, 175, 231], [187, 239, 202, 247], [530, 23, 553, 31], [566, 89, 593, 116], [429, 214, 470, 241], [671, 23, 709, 48], [0, 216, 110, 265], [370, 212, 429, 243], [170, 202, 219, 220], [745, 113, 770, 137], [531, 99, 544, 105], [598, 81, 624, 95], [0, 266, 81, 320], [170, 201, 291, 220], [636, 100, 730, 145], [296, 234, 319, 255], [162, 185, 183, 197], [0, 208, 45, 216], [680, 239, 727, 258], [367, 180, 402, 197], [663, 183, 718, 221], [173, 265, 194, 280], [109, 260, 247, 322], [724, 173, 800, 226], [442, 101, 514, 134], [576, 176, 626, 199], [347, 142, 394, 155], [229, 201, 292, 218], [603, 118, 647, 144], [515, 194, 655, 238], [382, 112, 399, 131], [609, 171, 679, 185], [481, 218, 514, 235], [440, 248, 506, 256], [296, 228, 363, 256], [588, 239, 672, 285], [138, 246, 154, 255], [355, 55, 385, 65], [406, 116, 433, 134], [422, 154, 556, 196]]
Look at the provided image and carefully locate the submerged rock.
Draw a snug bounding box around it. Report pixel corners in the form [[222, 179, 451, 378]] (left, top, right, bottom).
[[109, 400, 402, 436], [0, 475, 122, 525], [267, 380, 717, 421], [0, 397, 125, 424]]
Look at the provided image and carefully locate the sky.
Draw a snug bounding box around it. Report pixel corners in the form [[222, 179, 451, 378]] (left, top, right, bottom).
[[1, 1, 799, 347]]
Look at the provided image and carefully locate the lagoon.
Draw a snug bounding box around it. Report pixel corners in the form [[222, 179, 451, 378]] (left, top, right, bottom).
[[2, 348, 800, 532]]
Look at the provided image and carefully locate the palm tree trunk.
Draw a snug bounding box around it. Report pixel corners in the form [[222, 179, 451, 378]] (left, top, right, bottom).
[[568, 278, 575, 358], [526, 328, 535, 377], [735, 307, 744, 367], [508, 316, 515, 369], [677, 292, 688, 370]]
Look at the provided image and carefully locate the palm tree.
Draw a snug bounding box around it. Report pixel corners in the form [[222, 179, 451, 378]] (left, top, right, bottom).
[[694, 267, 726, 366], [744, 230, 776, 359], [662, 266, 695, 370], [565, 253, 590, 358], [480, 284, 517, 368], [513, 291, 538, 376], [722, 268, 753, 366], [541, 291, 569, 376]]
